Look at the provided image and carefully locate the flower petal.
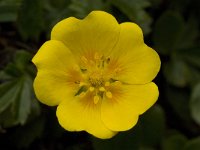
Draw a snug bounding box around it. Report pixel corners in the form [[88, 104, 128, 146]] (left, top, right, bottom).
[[56, 93, 116, 139], [111, 23, 161, 84], [32, 40, 78, 72], [51, 11, 120, 56], [101, 82, 159, 131], [34, 71, 78, 106], [32, 40, 81, 106]]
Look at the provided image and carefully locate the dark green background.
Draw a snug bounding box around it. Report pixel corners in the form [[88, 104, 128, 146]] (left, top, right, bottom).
[[0, 0, 200, 149]]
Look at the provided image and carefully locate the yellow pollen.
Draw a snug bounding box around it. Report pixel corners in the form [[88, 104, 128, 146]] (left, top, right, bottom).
[[114, 81, 122, 86], [79, 92, 86, 98], [89, 86, 95, 92], [81, 56, 88, 64], [79, 82, 85, 87], [114, 68, 122, 73], [106, 91, 112, 99], [105, 81, 110, 87], [93, 95, 100, 104], [94, 52, 101, 60], [99, 87, 105, 91]]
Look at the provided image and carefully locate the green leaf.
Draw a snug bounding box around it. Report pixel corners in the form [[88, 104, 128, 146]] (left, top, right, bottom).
[[0, 106, 19, 127], [153, 11, 184, 55], [12, 76, 32, 125], [177, 17, 199, 49], [92, 126, 141, 150], [111, 0, 152, 34], [0, 70, 12, 81], [163, 59, 189, 87], [140, 105, 166, 147], [0, 50, 37, 127], [162, 133, 188, 150], [0, 80, 21, 113], [187, 66, 200, 87], [92, 105, 165, 150], [0, 4, 18, 22], [17, 0, 44, 40], [11, 116, 44, 149], [148, 0, 162, 7], [0, 0, 21, 22], [69, 0, 104, 18], [4, 63, 22, 77], [190, 83, 200, 125], [183, 137, 200, 150], [14, 50, 32, 71], [178, 47, 200, 68], [165, 84, 192, 122]]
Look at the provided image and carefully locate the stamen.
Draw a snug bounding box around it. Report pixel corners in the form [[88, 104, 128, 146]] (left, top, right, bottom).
[[74, 81, 80, 84], [79, 82, 85, 87], [114, 81, 122, 86], [106, 91, 112, 99], [114, 68, 122, 73], [99, 87, 105, 91], [94, 52, 101, 60], [81, 68, 87, 73], [79, 92, 86, 98], [75, 86, 87, 96], [105, 81, 110, 87], [106, 57, 110, 64], [93, 95, 100, 104], [81, 56, 88, 64], [89, 86, 95, 92]]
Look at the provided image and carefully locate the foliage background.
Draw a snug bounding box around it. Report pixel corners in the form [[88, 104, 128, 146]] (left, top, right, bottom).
[[0, 0, 200, 149]]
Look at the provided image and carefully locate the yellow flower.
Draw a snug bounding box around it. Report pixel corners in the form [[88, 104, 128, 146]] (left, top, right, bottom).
[[32, 11, 161, 139]]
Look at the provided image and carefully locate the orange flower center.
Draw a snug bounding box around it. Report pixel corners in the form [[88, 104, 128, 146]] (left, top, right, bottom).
[[73, 52, 122, 104]]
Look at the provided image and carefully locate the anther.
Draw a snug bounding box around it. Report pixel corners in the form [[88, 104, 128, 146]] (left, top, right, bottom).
[[114, 68, 122, 73], [106, 57, 110, 64], [99, 87, 105, 91], [74, 81, 80, 84], [81, 56, 88, 64], [114, 81, 122, 86], [89, 86, 95, 92], [79, 92, 86, 98], [105, 81, 110, 87], [93, 95, 100, 104], [79, 82, 85, 87], [94, 52, 101, 60], [106, 91, 112, 99]]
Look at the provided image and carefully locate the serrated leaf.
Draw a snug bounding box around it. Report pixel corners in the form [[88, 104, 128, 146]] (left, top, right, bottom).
[[92, 105, 165, 150], [190, 83, 200, 125], [14, 50, 32, 71], [69, 0, 104, 18], [17, 0, 44, 40], [187, 66, 200, 87], [140, 105, 166, 147], [183, 137, 200, 150], [13, 76, 32, 125], [111, 0, 152, 34], [165, 84, 192, 122], [178, 47, 200, 68], [92, 125, 141, 150], [11, 116, 44, 149], [163, 59, 189, 87], [0, 80, 21, 113], [0, 0, 21, 22], [177, 17, 199, 49], [0, 70, 12, 81], [162, 134, 188, 150], [153, 11, 184, 55], [4, 63, 22, 77], [0, 106, 19, 127]]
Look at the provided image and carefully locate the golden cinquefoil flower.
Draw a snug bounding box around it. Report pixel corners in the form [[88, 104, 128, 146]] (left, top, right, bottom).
[[32, 11, 160, 139]]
